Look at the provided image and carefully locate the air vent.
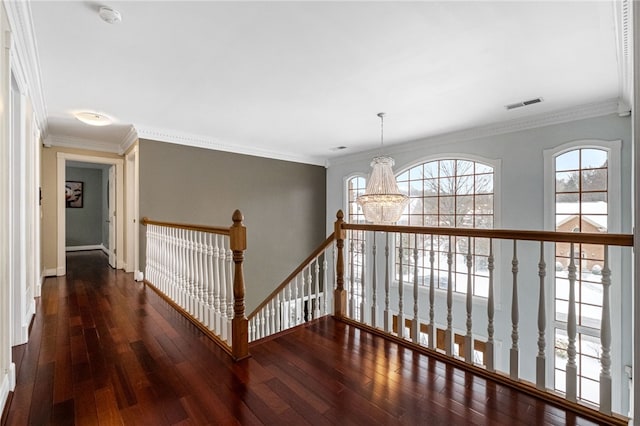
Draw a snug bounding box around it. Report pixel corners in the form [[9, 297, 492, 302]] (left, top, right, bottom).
[[331, 146, 348, 152], [505, 97, 543, 110]]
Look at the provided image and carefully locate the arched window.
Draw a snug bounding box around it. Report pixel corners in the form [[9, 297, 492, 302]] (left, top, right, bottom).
[[553, 147, 609, 405], [395, 159, 495, 296], [346, 176, 367, 317]]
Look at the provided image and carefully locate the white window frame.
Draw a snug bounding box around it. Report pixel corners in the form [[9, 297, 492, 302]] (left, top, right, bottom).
[[543, 139, 623, 409]]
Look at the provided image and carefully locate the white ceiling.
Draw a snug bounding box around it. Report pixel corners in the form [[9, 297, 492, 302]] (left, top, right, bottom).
[[29, 1, 626, 165]]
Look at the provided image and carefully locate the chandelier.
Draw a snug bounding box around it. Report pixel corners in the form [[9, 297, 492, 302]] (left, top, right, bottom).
[[356, 113, 409, 224]]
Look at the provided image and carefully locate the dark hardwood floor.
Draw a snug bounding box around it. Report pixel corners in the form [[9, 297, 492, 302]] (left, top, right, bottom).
[[2, 251, 605, 425]]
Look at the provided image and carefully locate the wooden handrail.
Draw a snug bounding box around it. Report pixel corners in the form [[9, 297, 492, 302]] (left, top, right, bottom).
[[141, 217, 230, 236], [247, 232, 336, 320], [342, 223, 633, 247]]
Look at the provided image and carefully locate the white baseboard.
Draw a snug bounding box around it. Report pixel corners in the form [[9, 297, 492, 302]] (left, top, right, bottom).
[[43, 268, 57, 277], [66, 244, 103, 252], [56, 266, 65, 276], [0, 362, 16, 416]]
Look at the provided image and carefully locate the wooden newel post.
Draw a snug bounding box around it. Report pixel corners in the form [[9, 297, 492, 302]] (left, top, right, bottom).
[[230, 210, 249, 361], [334, 210, 347, 318]]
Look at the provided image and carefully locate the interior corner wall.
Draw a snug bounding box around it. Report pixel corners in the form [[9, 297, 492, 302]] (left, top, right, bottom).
[[138, 140, 327, 312]]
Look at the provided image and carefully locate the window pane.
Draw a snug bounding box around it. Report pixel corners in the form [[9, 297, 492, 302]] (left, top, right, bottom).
[[423, 178, 438, 196], [439, 197, 455, 215], [456, 160, 474, 175], [556, 192, 579, 205], [439, 160, 455, 177], [457, 175, 474, 195], [475, 174, 493, 194], [475, 195, 493, 214], [456, 195, 474, 215], [423, 197, 438, 215], [556, 150, 579, 171], [439, 177, 455, 195], [581, 169, 607, 192], [556, 171, 579, 192], [409, 182, 422, 198], [581, 149, 607, 169], [582, 192, 606, 203], [424, 161, 439, 178], [475, 163, 493, 174], [409, 165, 424, 180], [583, 215, 606, 232]]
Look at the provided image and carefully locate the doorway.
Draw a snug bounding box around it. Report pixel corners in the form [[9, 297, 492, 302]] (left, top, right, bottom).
[[56, 153, 124, 275]]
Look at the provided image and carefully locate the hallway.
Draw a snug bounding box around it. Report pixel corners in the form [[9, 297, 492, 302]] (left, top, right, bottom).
[[3, 252, 603, 425]]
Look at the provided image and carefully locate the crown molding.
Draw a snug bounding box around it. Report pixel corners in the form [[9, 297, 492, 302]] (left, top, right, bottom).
[[613, 0, 632, 114], [135, 126, 326, 166], [118, 126, 138, 155], [328, 99, 622, 167], [45, 135, 121, 154], [4, 0, 48, 135]]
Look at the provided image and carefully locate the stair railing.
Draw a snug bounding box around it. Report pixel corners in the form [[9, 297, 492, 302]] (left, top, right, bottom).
[[246, 233, 336, 342], [332, 209, 633, 425], [142, 210, 248, 360]]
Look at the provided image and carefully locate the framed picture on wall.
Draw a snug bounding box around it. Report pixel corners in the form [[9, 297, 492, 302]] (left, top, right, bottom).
[[65, 181, 83, 208]]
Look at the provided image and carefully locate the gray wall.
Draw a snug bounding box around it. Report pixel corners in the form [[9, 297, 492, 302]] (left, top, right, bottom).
[[139, 140, 327, 312], [65, 167, 104, 246]]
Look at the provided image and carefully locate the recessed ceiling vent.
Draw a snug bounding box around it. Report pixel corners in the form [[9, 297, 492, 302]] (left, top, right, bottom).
[[505, 97, 543, 110]]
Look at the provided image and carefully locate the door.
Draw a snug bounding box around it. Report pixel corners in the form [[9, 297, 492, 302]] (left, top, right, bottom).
[[108, 165, 116, 268]]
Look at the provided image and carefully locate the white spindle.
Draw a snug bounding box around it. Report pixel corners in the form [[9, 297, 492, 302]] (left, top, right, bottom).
[[445, 236, 453, 356], [566, 243, 577, 402], [187, 230, 195, 315], [510, 240, 519, 380], [397, 235, 404, 339], [322, 255, 328, 316], [226, 247, 233, 344], [218, 238, 227, 340], [349, 241, 355, 318], [265, 304, 271, 336], [275, 293, 282, 333], [486, 239, 495, 372], [314, 260, 320, 319], [600, 246, 612, 414], [536, 241, 546, 389], [371, 233, 378, 328], [206, 233, 215, 330], [360, 241, 366, 323], [428, 235, 435, 350], [412, 234, 419, 344], [384, 233, 391, 333], [307, 266, 312, 321], [465, 237, 473, 364]]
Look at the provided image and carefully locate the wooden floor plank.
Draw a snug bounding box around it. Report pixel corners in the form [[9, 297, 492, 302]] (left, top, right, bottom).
[[2, 251, 610, 425]]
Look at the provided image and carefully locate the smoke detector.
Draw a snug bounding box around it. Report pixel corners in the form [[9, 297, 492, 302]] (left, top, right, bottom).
[[99, 6, 122, 24]]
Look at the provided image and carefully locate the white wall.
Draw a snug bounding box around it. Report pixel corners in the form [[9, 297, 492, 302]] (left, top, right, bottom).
[[326, 112, 633, 413]]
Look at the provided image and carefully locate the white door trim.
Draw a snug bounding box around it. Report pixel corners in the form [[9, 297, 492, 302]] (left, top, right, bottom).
[[56, 153, 124, 275], [125, 145, 140, 278]]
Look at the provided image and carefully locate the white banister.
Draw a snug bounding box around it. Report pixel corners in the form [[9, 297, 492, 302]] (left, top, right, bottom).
[[600, 245, 612, 414], [412, 234, 419, 344], [486, 239, 495, 372], [384, 233, 391, 333], [371, 234, 378, 328], [143, 221, 235, 348], [465, 236, 473, 363], [566, 243, 578, 402], [398, 235, 405, 339], [349, 241, 355, 318], [360, 241, 366, 323], [314, 260, 320, 318], [445, 236, 453, 356], [510, 239, 519, 380], [428, 235, 435, 350], [536, 241, 546, 390]]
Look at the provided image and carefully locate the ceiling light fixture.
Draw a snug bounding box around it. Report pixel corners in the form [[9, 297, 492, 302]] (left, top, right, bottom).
[[98, 6, 122, 24], [75, 112, 113, 126], [356, 113, 409, 224]]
